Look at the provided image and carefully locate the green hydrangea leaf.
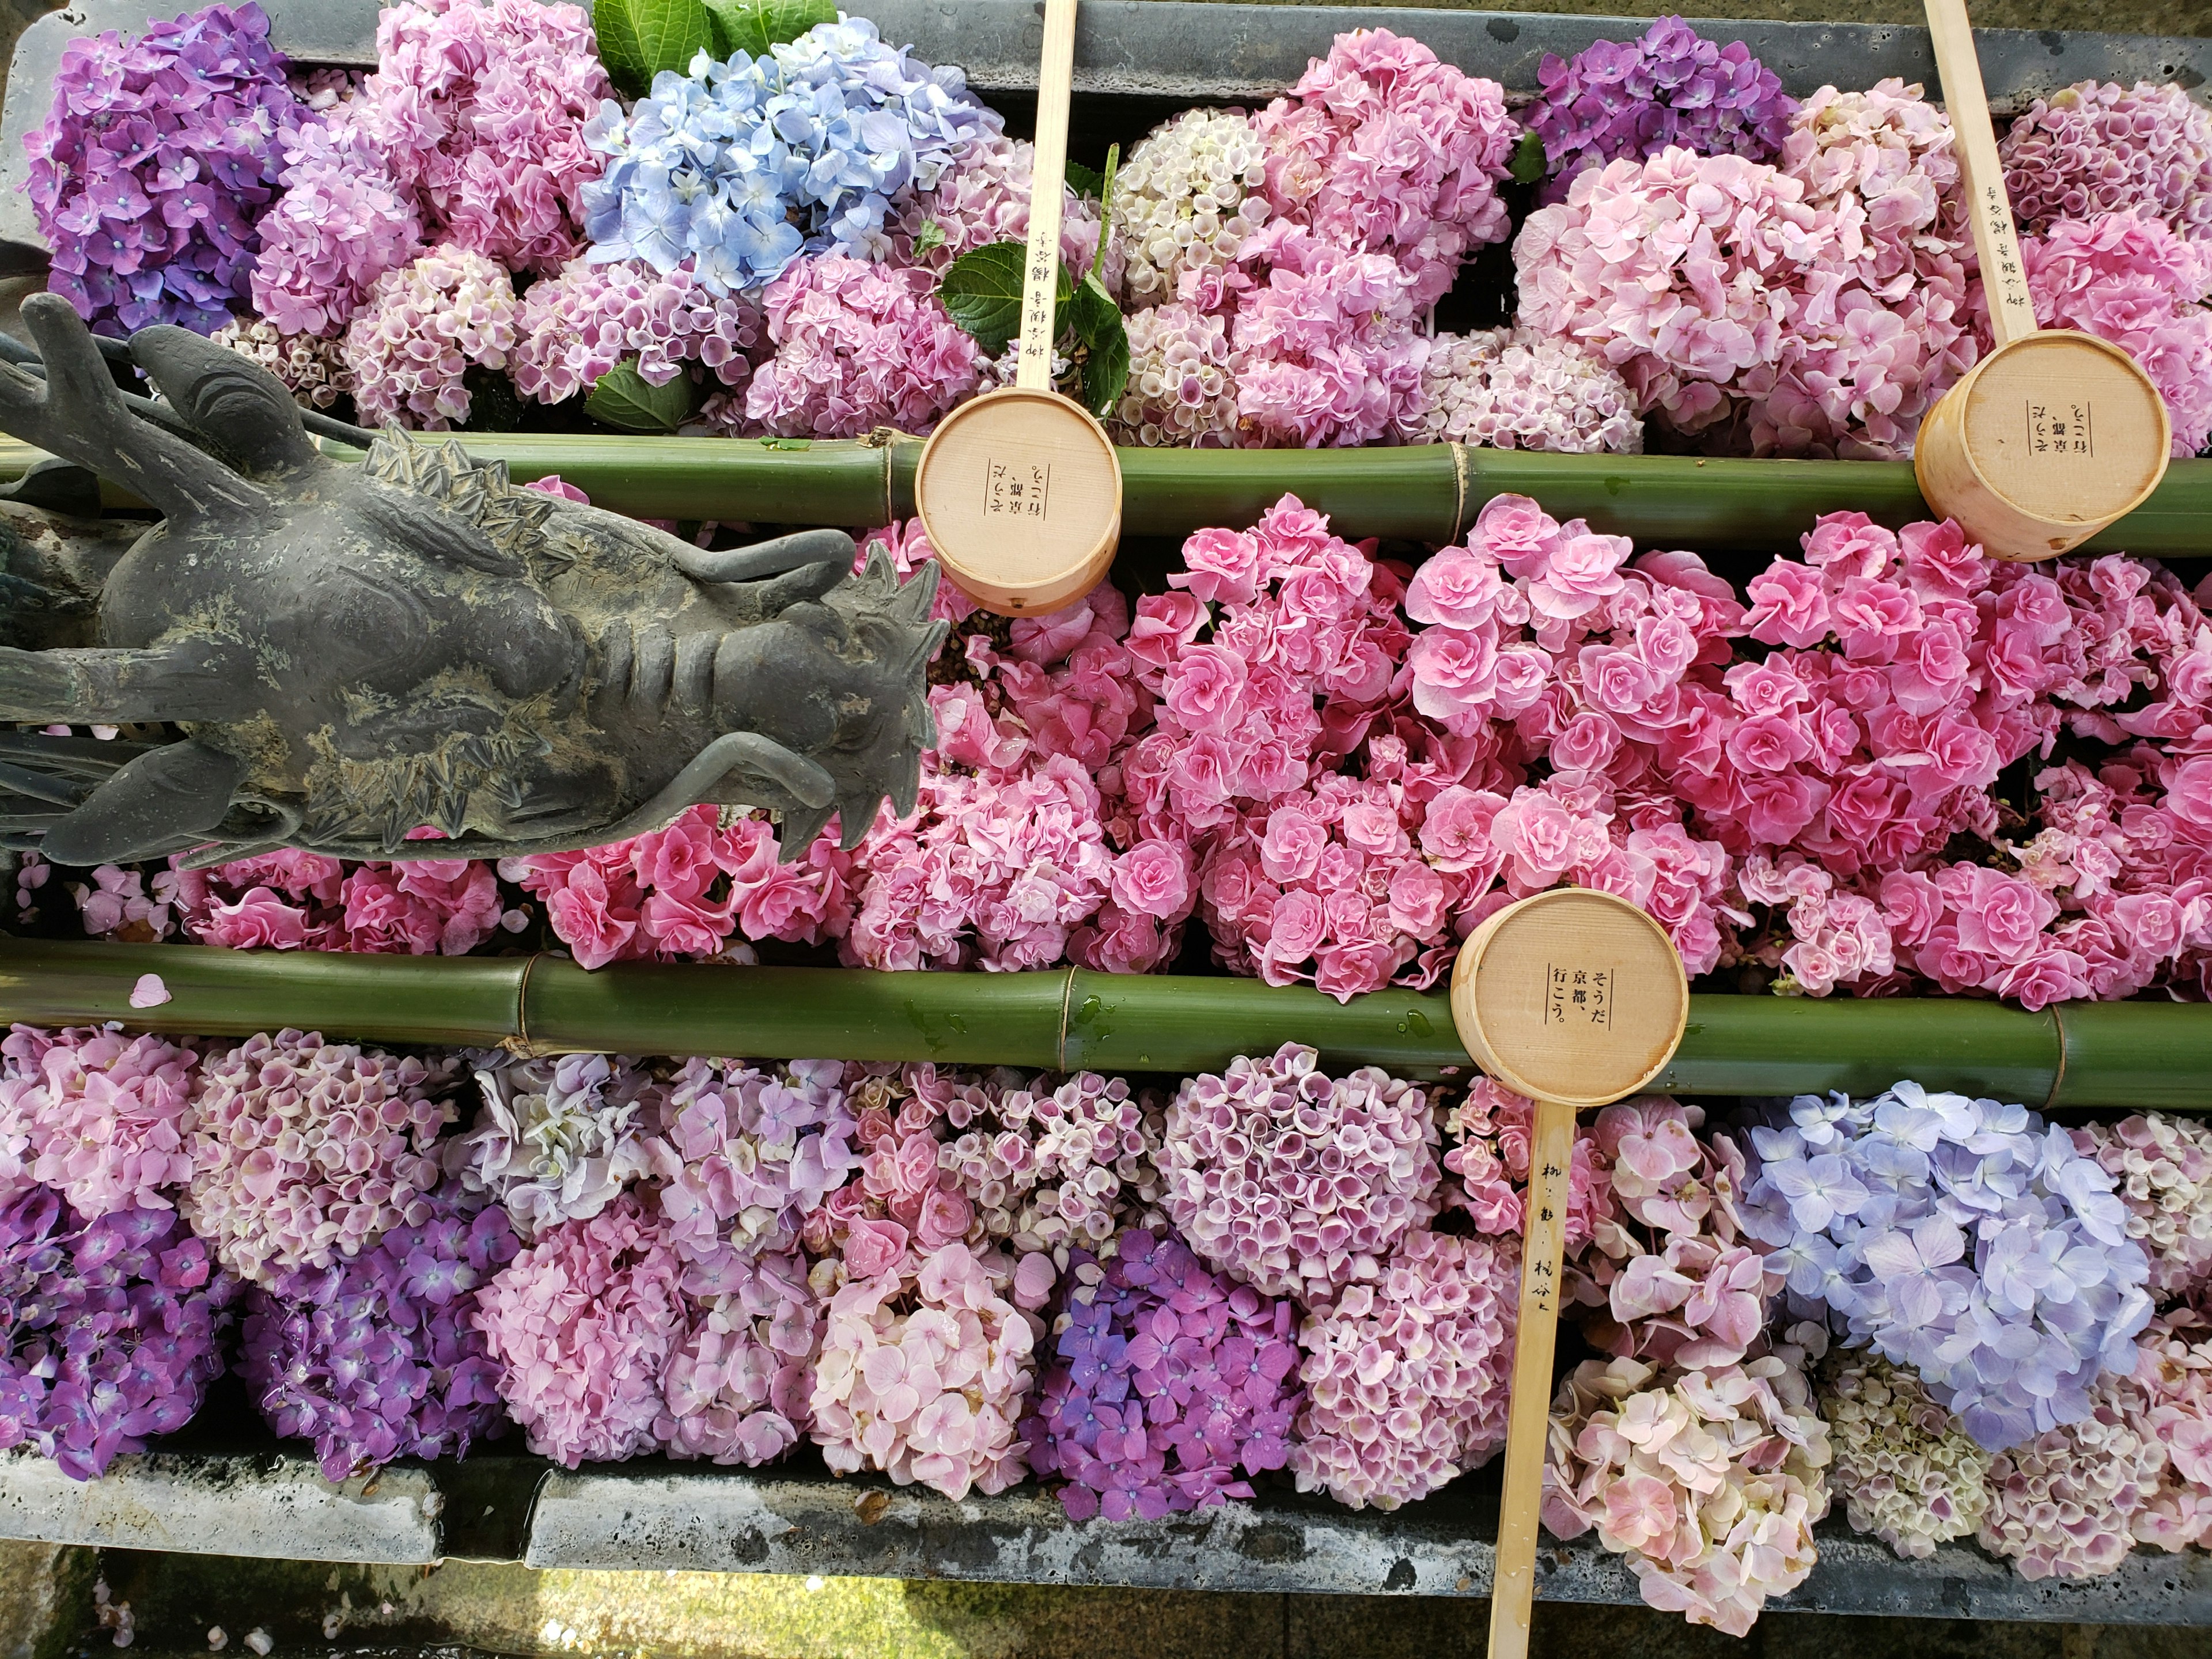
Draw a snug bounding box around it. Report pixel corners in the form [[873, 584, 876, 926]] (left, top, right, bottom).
[[939, 241, 1072, 359], [585, 358, 699, 434], [1071, 275, 1128, 415], [1509, 128, 1548, 186], [1065, 159, 1105, 199], [705, 0, 835, 59], [597, 0, 714, 97]]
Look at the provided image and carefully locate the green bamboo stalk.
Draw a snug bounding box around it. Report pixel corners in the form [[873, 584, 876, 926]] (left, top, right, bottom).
[[6, 938, 2212, 1108], [8, 434, 2208, 555]]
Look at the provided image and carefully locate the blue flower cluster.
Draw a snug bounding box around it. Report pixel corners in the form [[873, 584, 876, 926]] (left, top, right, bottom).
[[579, 18, 1000, 295], [1741, 1081, 2153, 1451]]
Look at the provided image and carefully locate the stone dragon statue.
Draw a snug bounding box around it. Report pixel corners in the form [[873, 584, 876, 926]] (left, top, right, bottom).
[[0, 293, 946, 867]]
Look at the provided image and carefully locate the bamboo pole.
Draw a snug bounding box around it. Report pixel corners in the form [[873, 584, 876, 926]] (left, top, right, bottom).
[[3, 939, 2210, 1108], [3, 434, 2206, 555]]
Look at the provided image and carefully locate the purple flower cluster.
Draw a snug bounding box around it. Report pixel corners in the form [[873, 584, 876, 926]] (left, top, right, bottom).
[[1529, 16, 1796, 206], [26, 3, 299, 334], [657, 1245, 822, 1467], [1023, 1228, 1301, 1521], [1, 1188, 238, 1480], [740, 255, 982, 438], [240, 1184, 517, 1480], [1159, 1043, 1441, 1301], [653, 1058, 861, 1258]]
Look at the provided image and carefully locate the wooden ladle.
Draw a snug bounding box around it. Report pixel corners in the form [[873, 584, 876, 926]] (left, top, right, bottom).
[[1913, 0, 2171, 560], [1452, 889, 1690, 1659], [912, 0, 1122, 616]]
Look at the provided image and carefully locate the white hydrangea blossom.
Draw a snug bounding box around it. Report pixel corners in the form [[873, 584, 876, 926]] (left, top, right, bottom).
[[1112, 108, 1270, 307], [445, 1051, 668, 1238], [1817, 1350, 1990, 1559], [1400, 328, 1643, 454]]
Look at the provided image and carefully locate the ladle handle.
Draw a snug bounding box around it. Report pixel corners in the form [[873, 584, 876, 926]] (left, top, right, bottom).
[[1924, 0, 2038, 346], [1017, 0, 1079, 391], [1484, 1093, 1577, 1659]]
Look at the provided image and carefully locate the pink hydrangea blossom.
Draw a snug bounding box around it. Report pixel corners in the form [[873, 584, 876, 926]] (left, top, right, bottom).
[[342, 244, 518, 429], [1543, 1348, 1832, 1636], [809, 1240, 1049, 1501], [355, 0, 611, 276], [249, 106, 425, 337], [2001, 79, 2212, 244], [0, 1026, 196, 1217], [2022, 210, 2212, 457], [1252, 28, 1518, 310], [2071, 1113, 2212, 1300], [1158, 1043, 1441, 1302], [889, 135, 1105, 277], [509, 256, 762, 404], [183, 1031, 456, 1285], [1111, 301, 1243, 448], [1290, 1228, 1519, 1509], [473, 1190, 687, 1467], [1400, 328, 1643, 454], [740, 256, 982, 438]]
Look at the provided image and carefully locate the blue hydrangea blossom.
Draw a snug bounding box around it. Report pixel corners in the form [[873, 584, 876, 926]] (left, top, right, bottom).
[[1741, 1081, 2153, 1452], [579, 18, 1000, 294]]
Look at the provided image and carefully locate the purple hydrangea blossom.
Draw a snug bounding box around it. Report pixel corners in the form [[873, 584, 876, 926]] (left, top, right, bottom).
[[581, 18, 1001, 296], [1022, 1228, 1302, 1521], [0, 1187, 239, 1480], [1529, 15, 1796, 206], [1741, 1081, 2154, 1450], [652, 1058, 861, 1258], [25, 3, 301, 334], [240, 1184, 517, 1480]]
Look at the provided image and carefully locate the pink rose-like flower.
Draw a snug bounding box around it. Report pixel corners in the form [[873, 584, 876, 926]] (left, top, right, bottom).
[[204, 887, 315, 951], [1267, 889, 1328, 964], [1529, 529, 1632, 620], [1475, 494, 1563, 578], [844, 1216, 911, 1281], [1406, 548, 1510, 628], [1109, 840, 1194, 921], [1164, 646, 1250, 736], [1947, 866, 2061, 965], [1179, 527, 1264, 604]]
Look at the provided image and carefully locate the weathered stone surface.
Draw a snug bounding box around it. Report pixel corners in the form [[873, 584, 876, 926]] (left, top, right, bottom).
[[0, 295, 943, 869], [0, 1540, 93, 1659]]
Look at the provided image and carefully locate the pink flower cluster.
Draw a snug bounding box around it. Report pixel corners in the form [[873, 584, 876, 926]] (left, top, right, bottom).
[[2072, 1114, 2212, 1300], [2000, 79, 2212, 244], [1403, 499, 1745, 972], [1979, 1310, 2212, 1578], [844, 582, 1162, 975], [160, 846, 516, 957], [1251, 27, 1517, 310], [652, 1058, 858, 1259], [1444, 1078, 1607, 1243], [1517, 78, 1980, 459], [1564, 1099, 1777, 1371], [1543, 1347, 1833, 1635], [181, 1031, 455, 1284], [2022, 211, 2212, 457], [1158, 1044, 1441, 1302], [889, 135, 1104, 277], [249, 108, 424, 337], [899, 1066, 1168, 1262], [504, 804, 852, 969], [510, 256, 762, 405], [342, 244, 518, 429], [1290, 1228, 1519, 1509], [739, 256, 982, 439], [1106, 31, 1514, 449], [1402, 328, 1643, 454], [472, 1190, 685, 1466], [0, 1027, 196, 1217], [657, 1245, 822, 1467], [809, 1240, 1050, 1501], [355, 0, 609, 275]]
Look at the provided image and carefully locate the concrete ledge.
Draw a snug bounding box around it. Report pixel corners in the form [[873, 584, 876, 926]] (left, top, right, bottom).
[[0, 1451, 442, 1565]]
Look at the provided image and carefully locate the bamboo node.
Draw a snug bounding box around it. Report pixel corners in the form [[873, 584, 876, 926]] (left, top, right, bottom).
[[1449, 443, 1472, 547], [2044, 1002, 2069, 1111], [1055, 965, 1080, 1071]]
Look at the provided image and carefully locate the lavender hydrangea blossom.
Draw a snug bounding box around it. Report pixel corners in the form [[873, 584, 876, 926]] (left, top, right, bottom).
[[25, 3, 301, 334], [1022, 1228, 1301, 1521], [1, 1187, 239, 1480], [580, 20, 1000, 295], [1529, 15, 1796, 206], [240, 1185, 518, 1480], [1741, 1081, 2154, 1450]]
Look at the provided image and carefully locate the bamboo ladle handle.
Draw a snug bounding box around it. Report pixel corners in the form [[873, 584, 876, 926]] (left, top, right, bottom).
[[1924, 0, 2036, 346], [1485, 1096, 1577, 1659], [1017, 0, 1080, 389]]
